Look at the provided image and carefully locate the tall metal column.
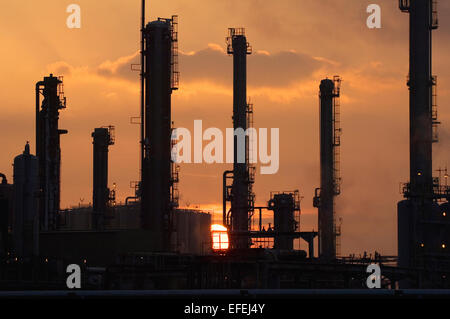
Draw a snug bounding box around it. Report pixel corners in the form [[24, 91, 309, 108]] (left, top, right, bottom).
[[92, 127, 114, 230], [141, 16, 178, 251], [398, 0, 441, 278], [36, 74, 67, 231], [402, 0, 437, 198], [314, 77, 341, 260], [227, 28, 252, 249], [318, 79, 335, 260]]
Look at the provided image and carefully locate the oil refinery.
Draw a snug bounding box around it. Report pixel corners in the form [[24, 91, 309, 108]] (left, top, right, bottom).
[[0, 0, 449, 296]]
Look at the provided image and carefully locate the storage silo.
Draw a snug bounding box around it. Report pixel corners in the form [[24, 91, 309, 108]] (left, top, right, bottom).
[[173, 209, 211, 254], [13, 143, 39, 259]]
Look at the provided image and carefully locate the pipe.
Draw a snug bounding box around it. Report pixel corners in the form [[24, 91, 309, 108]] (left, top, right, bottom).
[[125, 196, 139, 206], [0, 173, 7, 184], [223, 170, 233, 226], [140, 0, 145, 188], [35, 81, 44, 157]]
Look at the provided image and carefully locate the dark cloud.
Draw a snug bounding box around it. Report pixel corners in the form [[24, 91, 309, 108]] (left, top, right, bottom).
[[97, 52, 140, 82], [95, 46, 325, 87], [249, 51, 323, 86], [181, 46, 324, 87], [47, 61, 73, 76]]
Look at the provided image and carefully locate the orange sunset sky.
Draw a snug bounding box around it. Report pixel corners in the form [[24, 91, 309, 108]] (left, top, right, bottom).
[[1, 0, 450, 256]]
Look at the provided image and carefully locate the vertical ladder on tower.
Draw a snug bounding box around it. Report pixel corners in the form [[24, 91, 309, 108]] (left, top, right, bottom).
[[170, 15, 179, 90], [334, 216, 343, 257], [170, 126, 180, 209], [57, 76, 67, 109], [246, 102, 255, 213], [399, 0, 410, 12], [332, 76, 342, 257], [431, 0, 439, 29], [332, 76, 342, 196], [431, 75, 440, 143], [246, 102, 254, 165]]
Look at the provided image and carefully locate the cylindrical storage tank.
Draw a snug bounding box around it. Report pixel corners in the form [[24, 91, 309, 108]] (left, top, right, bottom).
[[174, 210, 211, 254], [174, 210, 189, 253], [0, 178, 13, 256], [188, 211, 211, 255], [191, 212, 201, 254], [13, 143, 39, 259], [200, 213, 212, 254]]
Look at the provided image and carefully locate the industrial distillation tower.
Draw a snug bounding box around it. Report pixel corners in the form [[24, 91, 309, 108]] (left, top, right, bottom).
[[140, 8, 180, 251], [222, 29, 312, 253], [92, 126, 115, 230], [35, 74, 67, 231], [314, 76, 342, 260], [222, 28, 255, 249], [398, 0, 450, 286]]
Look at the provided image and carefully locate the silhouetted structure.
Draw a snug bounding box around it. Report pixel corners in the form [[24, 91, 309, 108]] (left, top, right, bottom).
[[224, 28, 254, 249], [13, 143, 39, 258], [401, 0, 437, 197], [314, 76, 342, 260], [398, 0, 450, 287], [141, 15, 179, 251], [92, 126, 115, 230], [5, 1, 450, 292], [0, 173, 13, 256], [36, 74, 67, 231], [268, 192, 299, 250]]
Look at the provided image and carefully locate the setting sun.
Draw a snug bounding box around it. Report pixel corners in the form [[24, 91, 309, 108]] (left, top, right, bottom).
[[211, 224, 229, 250]]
